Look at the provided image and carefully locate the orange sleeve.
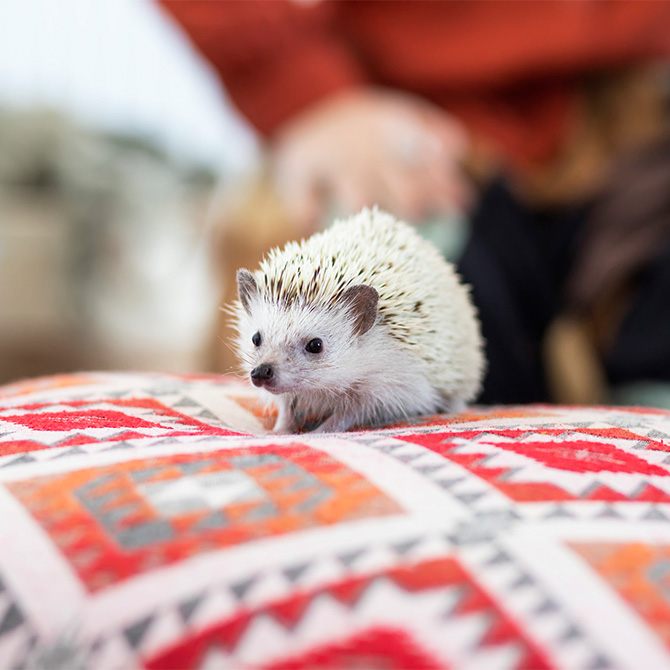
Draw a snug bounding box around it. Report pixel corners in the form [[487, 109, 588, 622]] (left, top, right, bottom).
[[159, 1, 368, 137]]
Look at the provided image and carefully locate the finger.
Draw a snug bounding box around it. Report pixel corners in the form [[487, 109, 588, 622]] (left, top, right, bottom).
[[437, 163, 476, 212], [377, 167, 427, 222], [274, 167, 325, 234], [417, 158, 475, 215], [418, 108, 470, 162], [328, 172, 378, 216], [379, 148, 470, 221]]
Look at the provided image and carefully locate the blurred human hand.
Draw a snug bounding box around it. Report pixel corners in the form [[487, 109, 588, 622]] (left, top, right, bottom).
[[271, 88, 472, 234]]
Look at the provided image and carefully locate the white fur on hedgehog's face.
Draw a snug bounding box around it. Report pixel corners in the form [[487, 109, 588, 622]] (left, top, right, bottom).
[[237, 303, 354, 395], [235, 269, 378, 396]]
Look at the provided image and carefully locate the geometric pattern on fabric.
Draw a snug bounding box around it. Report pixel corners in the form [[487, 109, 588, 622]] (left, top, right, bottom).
[[2, 372, 670, 669], [0, 573, 37, 668], [0, 396, 243, 456], [144, 557, 552, 670], [9, 446, 400, 592], [570, 542, 670, 651], [398, 427, 670, 503]]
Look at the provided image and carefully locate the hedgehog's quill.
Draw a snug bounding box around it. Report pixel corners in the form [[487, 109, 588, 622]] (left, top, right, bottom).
[[232, 208, 485, 433]]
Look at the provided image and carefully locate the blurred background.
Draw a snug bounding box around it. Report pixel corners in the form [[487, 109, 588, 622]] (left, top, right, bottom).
[[0, 0, 260, 383], [1, 0, 669, 407]]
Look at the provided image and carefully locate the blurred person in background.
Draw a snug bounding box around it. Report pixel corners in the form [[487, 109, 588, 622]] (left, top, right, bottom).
[[160, 0, 670, 406]]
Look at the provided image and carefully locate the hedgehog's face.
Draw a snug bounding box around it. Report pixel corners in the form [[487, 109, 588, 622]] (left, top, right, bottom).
[[235, 269, 378, 395]]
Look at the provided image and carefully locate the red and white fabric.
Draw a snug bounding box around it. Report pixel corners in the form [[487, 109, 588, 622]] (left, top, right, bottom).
[[1, 371, 670, 669]]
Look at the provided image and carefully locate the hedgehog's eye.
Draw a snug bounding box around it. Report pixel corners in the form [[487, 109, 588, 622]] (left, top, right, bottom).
[[305, 338, 323, 354], [252, 331, 262, 347]]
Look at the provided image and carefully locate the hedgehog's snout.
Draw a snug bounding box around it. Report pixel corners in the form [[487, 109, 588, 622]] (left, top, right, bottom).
[[250, 363, 275, 388]]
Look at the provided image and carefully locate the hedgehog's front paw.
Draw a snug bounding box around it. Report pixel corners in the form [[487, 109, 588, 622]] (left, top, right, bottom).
[[269, 396, 297, 434], [271, 411, 298, 434], [312, 413, 355, 434], [271, 416, 298, 434]]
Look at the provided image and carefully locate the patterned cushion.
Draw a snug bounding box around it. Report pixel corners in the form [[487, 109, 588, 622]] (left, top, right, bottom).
[[2, 372, 670, 669]]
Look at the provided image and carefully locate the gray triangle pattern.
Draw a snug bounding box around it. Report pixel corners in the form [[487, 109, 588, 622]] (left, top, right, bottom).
[[543, 506, 575, 520], [123, 615, 155, 649], [102, 391, 131, 399], [178, 593, 207, 625], [151, 437, 188, 447], [0, 603, 23, 636], [485, 549, 512, 566], [414, 464, 448, 476], [391, 538, 422, 556], [53, 447, 87, 459], [337, 547, 368, 568], [197, 409, 221, 421], [558, 623, 583, 643], [173, 397, 200, 408], [146, 385, 184, 396], [101, 441, 136, 451], [629, 440, 652, 450], [1, 454, 36, 468], [455, 491, 487, 505], [229, 575, 259, 601], [87, 636, 106, 654], [104, 430, 144, 441], [282, 563, 311, 583], [395, 451, 424, 464], [641, 506, 669, 521], [446, 523, 495, 547], [434, 477, 466, 490], [350, 436, 386, 446], [371, 442, 406, 454], [594, 506, 623, 520], [508, 572, 534, 590], [533, 598, 559, 616], [587, 653, 613, 669]]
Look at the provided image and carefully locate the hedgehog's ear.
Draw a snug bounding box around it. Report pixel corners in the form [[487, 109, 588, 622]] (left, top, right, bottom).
[[237, 269, 258, 314], [341, 284, 378, 336]]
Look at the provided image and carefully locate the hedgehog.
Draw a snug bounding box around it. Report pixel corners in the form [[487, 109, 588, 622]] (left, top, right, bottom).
[[232, 207, 485, 433]]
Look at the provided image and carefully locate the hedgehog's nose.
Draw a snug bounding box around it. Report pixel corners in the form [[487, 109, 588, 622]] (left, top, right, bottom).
[[250, 363, 274, 387]]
